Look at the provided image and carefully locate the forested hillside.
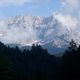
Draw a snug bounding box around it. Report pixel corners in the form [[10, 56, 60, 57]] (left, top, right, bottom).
[[0, 40, 80, 80]]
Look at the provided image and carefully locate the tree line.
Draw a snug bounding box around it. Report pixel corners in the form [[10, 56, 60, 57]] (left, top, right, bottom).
[[0, 40, 80, 80]]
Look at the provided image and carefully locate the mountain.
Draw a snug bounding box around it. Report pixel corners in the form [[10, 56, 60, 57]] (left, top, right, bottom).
[[0, 14, 79, 54]]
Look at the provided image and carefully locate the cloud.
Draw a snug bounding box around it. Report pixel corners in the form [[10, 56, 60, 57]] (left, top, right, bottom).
[[0, 0, 51, 6], [0, 0, 30, 6], [55, 0, 80, 27], [61, 0, 80, 15], [0, 21, 38, 45], [0, 0, 80, 46], [53, 0, 80, 39], [54, 13, 79, 30]]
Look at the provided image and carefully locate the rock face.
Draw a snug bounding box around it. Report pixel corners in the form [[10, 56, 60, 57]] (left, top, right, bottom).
[[0, 14, 79, 54]]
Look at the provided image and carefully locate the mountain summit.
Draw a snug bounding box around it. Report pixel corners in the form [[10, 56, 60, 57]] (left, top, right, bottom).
[[0, 13, 79, 54]]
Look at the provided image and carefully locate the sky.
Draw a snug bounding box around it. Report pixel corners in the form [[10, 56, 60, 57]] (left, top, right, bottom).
[[0, 0, 80, 45], [0, 0, 79, 19], [0, 0, 62, 18]]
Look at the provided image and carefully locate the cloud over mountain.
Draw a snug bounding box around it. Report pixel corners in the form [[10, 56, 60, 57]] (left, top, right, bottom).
[[55, 0, 80, 36], [0, 0, 79, 54]]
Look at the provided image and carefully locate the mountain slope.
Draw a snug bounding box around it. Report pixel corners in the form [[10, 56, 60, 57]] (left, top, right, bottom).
[[0, 13, 79, 54]]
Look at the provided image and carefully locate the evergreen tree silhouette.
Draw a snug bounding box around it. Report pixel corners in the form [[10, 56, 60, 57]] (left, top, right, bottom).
[[54, 40, 80, 80], [0, 41, 58, 80]]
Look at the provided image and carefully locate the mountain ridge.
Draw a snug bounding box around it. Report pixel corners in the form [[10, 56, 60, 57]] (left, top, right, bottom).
[[0, 13, 79, 54]]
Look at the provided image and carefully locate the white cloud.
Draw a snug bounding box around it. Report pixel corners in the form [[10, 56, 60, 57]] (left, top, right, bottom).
[[0, 20, 38, 45], [0, 0, 80, 46], [53, 0, 80, 35], [0, 0, 30, 6], [61, 0, 80, 15], [54, 13, 79, 30], [0, 0, 51, 6]]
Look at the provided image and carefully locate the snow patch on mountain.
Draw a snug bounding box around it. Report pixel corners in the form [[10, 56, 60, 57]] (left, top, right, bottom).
[[0, 13, 79, 52]]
